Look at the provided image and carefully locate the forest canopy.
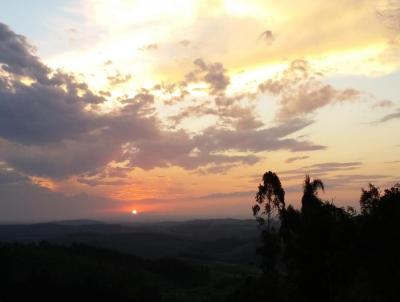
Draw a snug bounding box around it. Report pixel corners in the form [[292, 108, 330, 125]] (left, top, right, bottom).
[[233, 172, 400, 302]]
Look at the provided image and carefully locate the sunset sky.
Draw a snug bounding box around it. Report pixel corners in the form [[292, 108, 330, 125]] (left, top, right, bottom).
[[0, 0, 399, 222]]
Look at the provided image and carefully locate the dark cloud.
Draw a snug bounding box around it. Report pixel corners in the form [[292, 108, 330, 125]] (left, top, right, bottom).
[[0, 23, 158, 178], [0, 78, 102, 145], [0, 23, 50, 81], [259, 60, 360, 119], [0, 166, 29, 185], [121, 119, 323, 174], [185, 58, 230, 95], [0, 23, 327, 179]]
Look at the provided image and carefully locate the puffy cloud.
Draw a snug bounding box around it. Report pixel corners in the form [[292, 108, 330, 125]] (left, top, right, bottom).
[[185, 58, 230, 95], [0, 23, 326, 180], [0, 23, 49, 81], [107, 71, 132, 86], [259, 60, 361, 119]]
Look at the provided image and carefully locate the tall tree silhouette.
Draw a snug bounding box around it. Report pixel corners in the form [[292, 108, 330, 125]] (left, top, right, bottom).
[[252, 171, 285, 288], [253, 171, 285, 230], [301, 174, 324, 219]]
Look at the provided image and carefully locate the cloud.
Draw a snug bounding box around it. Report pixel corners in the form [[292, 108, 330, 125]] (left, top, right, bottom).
[[372, 99, 394, 108], [285, 155, 310, 163], [121, 119, 324, 174], [0, 166, 29, 185], [374, 108, 400, 123], [323, 174, 393, 189], [185, 58, 230, 95], [138, 43, 158, 51], [258, 30, 275, 44], [0, 23, 327, 180], [377, 0, 400, 31], [0, 23, 50, 81], [279, 161, 363, 179], [0, 171, 119, 222], [259, 60, 361, 119], [107, 71, 132, 86], [196, 190, 254, 200]]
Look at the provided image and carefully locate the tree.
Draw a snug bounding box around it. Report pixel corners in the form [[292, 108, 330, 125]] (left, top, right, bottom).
[[252, 171, 285, 231], [359, 183, 380, 215], [252, 171, 285, 281], [301, 174, 324, 218]]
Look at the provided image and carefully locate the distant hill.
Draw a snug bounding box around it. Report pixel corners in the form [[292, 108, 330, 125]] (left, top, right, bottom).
[[0, 219, 261, 264]]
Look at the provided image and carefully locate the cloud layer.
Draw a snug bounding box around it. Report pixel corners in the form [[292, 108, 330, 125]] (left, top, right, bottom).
[[0, 23, 326, 183]]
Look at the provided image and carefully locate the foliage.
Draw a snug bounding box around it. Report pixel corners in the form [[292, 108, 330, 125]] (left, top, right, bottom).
[[238, 174, 400, 302]]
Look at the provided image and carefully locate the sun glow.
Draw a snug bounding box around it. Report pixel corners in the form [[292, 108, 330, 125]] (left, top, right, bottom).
[[131, 209, 138, 215]]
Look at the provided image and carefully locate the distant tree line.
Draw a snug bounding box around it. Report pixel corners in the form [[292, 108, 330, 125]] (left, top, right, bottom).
[[231, 172, 400, 302]]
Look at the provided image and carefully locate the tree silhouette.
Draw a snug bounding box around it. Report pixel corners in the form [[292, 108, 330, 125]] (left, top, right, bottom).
[[252, 171, 285, 230], [359, 183, 380, 215], [301, 174, 324, 219], [240, 171, 400, 302]]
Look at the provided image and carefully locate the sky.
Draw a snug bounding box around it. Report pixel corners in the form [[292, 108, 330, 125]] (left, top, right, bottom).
[[0, 0, 399, 222]]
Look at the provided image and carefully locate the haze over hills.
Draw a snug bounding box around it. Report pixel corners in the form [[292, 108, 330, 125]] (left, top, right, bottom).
[[0, 219, 261, 263]]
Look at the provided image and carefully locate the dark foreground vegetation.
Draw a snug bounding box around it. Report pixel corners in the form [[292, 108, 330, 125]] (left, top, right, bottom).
[[0, 172, 399, 302], [232, 172, 400, 302], [0, 242, 258, 302]]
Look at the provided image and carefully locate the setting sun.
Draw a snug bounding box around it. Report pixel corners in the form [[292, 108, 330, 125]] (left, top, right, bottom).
[[131, 209, 138, 215]]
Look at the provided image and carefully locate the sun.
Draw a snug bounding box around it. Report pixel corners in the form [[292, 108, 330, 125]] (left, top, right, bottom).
[[131, 209, 138, 215]]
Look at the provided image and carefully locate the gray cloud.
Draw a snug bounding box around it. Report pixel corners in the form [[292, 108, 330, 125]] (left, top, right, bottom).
[[375, 108, 400, 123], [259, 60, 360, 119], [0, 171, 119, 222], [279, 161, 363, 179], [185, 58, 230, 95], [258, 30, 275, 44], [107, 71, 132, 86], [0, 166, 29, 185], [0, 23, 327, 179], [196, 190, 254, 200], [285, 155, 310, 163], [0, 23, 50, 82], [323, 174, 393, 189]]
